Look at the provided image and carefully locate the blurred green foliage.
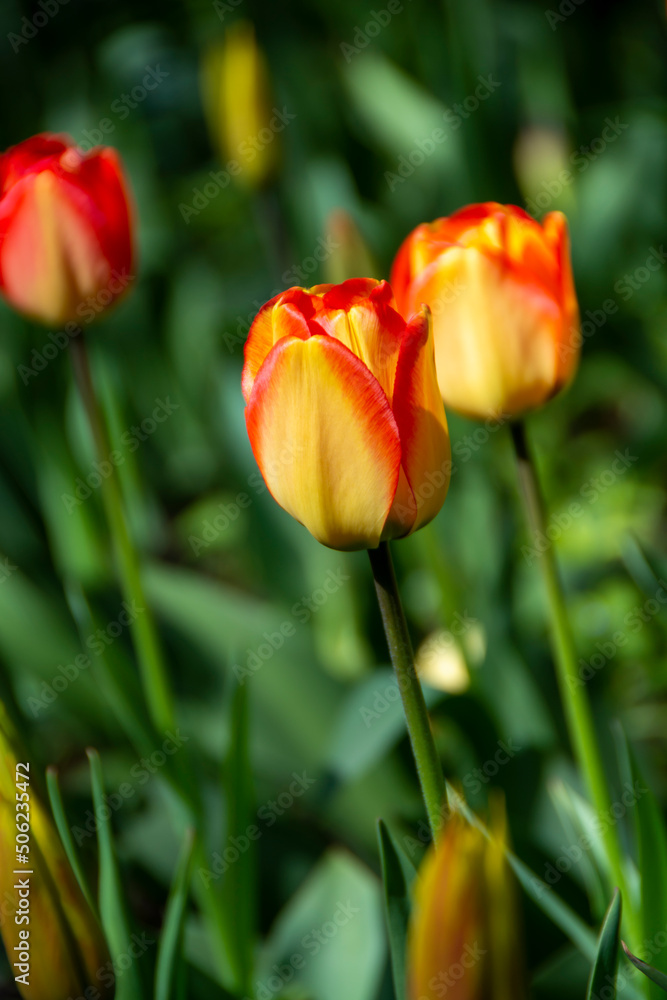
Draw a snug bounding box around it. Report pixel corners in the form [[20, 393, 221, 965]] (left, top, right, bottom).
[[1, 0, 667, 996]]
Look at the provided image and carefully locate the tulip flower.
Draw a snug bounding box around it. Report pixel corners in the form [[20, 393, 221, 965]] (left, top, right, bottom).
[[0, 704, 113, 999], [202, 21, 277, 188], [408, 804, 524, 1000], [0, 133, 134, 327], [242, 278, 450, 550], [391, 202, 580, 421]]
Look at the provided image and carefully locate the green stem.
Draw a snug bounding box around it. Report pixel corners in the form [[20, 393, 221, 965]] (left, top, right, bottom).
[[368, 541, 446, 839], [510, 420, 639, 946], [69, 334, 175, 735], [69, 337, 241, 991]]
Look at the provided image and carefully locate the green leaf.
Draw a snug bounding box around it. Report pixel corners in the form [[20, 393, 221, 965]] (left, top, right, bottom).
[[259, 848, 386, 1000], [632, 754, 667, 992], [144, 560, 342, 769], [154, 828, 196, 1000], [64, 581, 154, 757], [549, 779, 607, 917], [376, 820, 417, 1000], [328, 667, 442, 781], [87, 747, 143, 1000], [587, 890, 622, 999], [46, 765, 97, 916], [343, 53, 458, 166], [224, 678, 256, 994], [623, 943, 667, 991]]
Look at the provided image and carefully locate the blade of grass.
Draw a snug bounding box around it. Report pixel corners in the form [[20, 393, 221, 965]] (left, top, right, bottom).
[[377, 819, 417, 1000], [631, 754, 667, 998], [224, 678, 256, 995], [155, 828, 197, 1000], [623, 944, 667, 992], [87, 747, 143, 1000], [46, 764, 97, 916], [587, 890, 622, 999]]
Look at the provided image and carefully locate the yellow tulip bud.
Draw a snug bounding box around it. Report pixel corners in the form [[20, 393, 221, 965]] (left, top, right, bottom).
[[0, 704, 113, 1000], [202, 21, 277, 189], [407, 801, 525, 1000]]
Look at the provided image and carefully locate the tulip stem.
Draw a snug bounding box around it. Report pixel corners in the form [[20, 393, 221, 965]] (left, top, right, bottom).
[[69, 334, 176, 735], [368, 541, 446, 839], [510, 419, 638, 945]]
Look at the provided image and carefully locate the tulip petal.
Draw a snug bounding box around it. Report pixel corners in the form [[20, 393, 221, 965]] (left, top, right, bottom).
[[60, 146, 134, 282], [242, 288, 318, 401], [393, 204, 563, 311], [390, 307, 450, 532], [317, 279, 406, 398], [0, 139, 134, 327], [246, 333, 401, 550], [408, 816, 485, 1000], [542, 211, 580, 385], [0, 134, 69, 191], [0, 170, 107, 326], [318, 276, 390, 311], [407, 246, 562, 419]]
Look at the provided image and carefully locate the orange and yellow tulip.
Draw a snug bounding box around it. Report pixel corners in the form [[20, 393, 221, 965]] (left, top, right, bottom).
[[0, 133, 134, 327], [242, 278, 450, 550], [408, 804, 524, 1000], [0, 704, 113, 1000], [391, 202, 580, 421]]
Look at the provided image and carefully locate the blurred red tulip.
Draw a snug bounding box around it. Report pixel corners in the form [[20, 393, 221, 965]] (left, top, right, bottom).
[[0, 133, 134, 327]]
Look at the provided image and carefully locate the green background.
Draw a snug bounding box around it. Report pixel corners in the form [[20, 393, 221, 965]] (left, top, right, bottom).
[[1, 0, 667, 996]]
